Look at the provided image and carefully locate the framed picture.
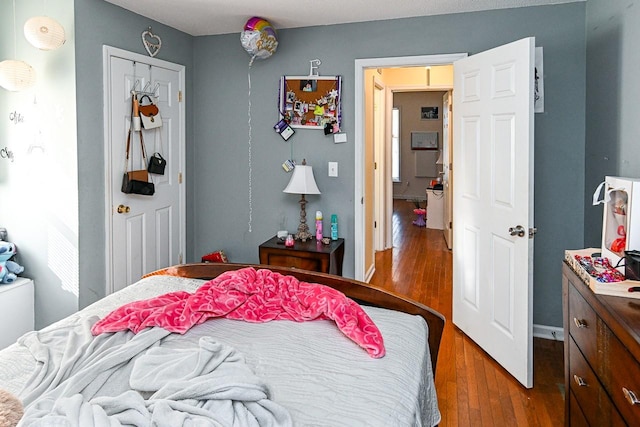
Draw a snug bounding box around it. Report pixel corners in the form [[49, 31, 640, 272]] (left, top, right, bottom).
[[279, 75, 342, 130], [421, 106, 439, 120], [411, 131, 438, 150]]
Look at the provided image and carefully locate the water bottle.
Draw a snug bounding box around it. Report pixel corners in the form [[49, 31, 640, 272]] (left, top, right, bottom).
[[315, 211, 323, 240], [331, 214, 338, 240]]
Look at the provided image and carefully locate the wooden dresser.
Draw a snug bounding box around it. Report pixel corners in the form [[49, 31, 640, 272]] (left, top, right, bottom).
[[563, 261, 640, 425]]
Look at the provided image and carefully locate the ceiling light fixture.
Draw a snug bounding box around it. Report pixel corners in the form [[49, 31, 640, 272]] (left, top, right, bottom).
[[24, 15, 66, 51], [0, 0, 36, 91]]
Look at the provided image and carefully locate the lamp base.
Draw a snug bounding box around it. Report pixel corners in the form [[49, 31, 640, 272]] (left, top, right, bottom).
[[295, 227, 313, 242], [294, 194, 313, 242]]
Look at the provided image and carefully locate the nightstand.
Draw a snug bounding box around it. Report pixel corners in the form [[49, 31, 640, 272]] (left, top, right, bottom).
[[0, 277, 34, 349], [259, 236, 345, 275]]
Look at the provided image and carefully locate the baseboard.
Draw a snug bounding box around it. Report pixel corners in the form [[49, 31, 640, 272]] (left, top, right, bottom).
[[533, 324, 564, 342]]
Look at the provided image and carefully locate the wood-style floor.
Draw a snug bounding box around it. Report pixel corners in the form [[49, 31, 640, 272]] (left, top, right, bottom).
[[369, 200, 564, 426]]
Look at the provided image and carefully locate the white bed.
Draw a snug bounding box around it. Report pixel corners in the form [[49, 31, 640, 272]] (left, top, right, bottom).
[[0, 263, 443, 426]]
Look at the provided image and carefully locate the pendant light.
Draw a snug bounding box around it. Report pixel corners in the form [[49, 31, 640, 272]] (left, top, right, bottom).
[[24, 16, 66, 51], [0, 0, 36, 91]]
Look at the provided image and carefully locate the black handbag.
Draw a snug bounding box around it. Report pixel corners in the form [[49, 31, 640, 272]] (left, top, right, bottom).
[[148, 152, 166, 175], [122, 129, 155, 196]]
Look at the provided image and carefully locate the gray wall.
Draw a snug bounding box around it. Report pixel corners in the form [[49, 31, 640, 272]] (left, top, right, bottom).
[[74, 0, 195, 306], [584, 1, 640, 248], [193, 4, 586, 328]]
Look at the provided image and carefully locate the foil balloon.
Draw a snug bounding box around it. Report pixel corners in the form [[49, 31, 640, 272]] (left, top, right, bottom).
[[240, 17, 278, 60]]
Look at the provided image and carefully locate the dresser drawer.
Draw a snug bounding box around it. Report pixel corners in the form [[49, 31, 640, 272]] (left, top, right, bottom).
[[568, 391, 589, 427], [569, 337, 611, 424], [606, 331, 640, 424], [568, 283, 598, 367]]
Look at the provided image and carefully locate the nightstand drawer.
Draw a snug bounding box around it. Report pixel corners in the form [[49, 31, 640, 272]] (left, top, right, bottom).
[[569, 283, 598, 367]]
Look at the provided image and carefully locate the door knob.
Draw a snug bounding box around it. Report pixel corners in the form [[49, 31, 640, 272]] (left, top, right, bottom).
[[117, 204, 130, 214], [509, 225, 526, 237]]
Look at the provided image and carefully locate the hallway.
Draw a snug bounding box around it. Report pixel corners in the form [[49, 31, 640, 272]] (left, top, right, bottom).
[[369, 200, 564, 426]]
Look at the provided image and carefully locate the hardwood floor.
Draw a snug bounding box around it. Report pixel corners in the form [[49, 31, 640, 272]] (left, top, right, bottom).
[[369, 200, 564, 426]]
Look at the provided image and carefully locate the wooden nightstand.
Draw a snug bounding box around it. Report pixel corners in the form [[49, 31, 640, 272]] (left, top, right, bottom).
[[259, 236, 345, 275]]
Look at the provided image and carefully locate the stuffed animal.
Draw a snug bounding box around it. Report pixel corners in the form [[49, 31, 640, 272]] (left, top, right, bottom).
[[0, 242, 24, 284], [0, 388, 23, 427]]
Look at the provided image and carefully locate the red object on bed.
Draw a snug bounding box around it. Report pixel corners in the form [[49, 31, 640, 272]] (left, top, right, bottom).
[[92, 267, 385, 358]]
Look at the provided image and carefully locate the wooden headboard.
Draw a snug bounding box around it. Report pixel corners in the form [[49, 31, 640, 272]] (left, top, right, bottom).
[[145, 263, 446, 375]]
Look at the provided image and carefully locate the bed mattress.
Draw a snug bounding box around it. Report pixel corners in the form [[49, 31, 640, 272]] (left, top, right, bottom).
[[0, 275, 440, 426]]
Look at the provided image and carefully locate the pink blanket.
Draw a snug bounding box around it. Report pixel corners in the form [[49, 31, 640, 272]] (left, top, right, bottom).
[[92, 267, 385, 358]]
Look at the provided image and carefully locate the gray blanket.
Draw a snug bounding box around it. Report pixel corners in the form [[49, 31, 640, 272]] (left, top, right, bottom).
[[17, 316, 292, 427]]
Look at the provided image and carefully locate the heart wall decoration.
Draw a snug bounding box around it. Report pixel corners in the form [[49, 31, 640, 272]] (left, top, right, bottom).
[[142, 27, 162, 58]]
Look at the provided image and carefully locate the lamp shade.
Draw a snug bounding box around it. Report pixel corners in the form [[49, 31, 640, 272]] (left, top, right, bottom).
[[0, 60, 36, 91], [283, 164, 321, 195], [24, 16, 66, 51]]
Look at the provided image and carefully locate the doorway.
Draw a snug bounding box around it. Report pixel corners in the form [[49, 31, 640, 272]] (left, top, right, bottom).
[[354, 53, 466, 281]]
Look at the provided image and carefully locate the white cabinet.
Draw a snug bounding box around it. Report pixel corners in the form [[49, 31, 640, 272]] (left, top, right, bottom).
[[0, 277, 34, 349], [426, 189, 445, 230]]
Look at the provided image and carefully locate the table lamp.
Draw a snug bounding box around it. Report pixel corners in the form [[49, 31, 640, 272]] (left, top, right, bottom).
[[283, 159, 321, 241]]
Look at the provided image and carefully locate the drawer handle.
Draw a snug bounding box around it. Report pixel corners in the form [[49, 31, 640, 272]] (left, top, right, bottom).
[[573, 375, 587, 387], [623, 387, 640, 405], [573, 317, 588, 328]]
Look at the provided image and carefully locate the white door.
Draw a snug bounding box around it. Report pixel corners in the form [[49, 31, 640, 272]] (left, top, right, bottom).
[[104, 48, 185, 294], [452, 37, 535, 388]]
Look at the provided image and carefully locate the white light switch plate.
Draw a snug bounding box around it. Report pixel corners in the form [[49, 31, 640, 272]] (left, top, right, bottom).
[[328, 162, 338, 177], [333, 133, 347, 143]]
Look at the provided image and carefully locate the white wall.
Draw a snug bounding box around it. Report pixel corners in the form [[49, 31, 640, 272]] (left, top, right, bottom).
[[0, 0, 78, 328], [393, 91, 446, 200]]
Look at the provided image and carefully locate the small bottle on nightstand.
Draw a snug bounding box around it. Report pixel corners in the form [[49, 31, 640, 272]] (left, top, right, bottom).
[[315, 211, 323, 240], [331, 214, 338, 240]]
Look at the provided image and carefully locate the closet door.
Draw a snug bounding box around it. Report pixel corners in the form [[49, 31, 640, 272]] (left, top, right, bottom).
[[105, 51, 185, 294]]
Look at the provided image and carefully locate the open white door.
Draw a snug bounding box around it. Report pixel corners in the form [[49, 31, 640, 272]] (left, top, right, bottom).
[[452, 38, 535, 388]]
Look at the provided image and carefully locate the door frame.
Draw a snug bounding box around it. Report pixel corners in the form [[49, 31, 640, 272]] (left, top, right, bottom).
[[373, 76, 386, 252], [354, 53, 467, 281], [102, 45, 187, 294]]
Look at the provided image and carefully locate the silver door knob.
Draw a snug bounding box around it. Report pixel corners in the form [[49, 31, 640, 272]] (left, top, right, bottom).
[[117, 204, 130, 214], [509, 225, 526, 237]]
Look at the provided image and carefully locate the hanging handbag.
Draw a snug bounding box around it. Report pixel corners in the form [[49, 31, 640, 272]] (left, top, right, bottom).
[[122, 129, 155, 196], [138, 95, 162, 129], [148, 152, 166, 175]]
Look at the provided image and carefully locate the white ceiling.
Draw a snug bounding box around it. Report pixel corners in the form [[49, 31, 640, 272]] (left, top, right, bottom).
[[104, 0, 582, 36]]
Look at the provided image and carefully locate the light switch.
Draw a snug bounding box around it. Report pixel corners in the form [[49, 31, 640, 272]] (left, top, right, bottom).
[[328, 162, 338, 177]]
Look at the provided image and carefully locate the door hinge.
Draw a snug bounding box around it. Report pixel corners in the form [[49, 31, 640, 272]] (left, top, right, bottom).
[[178, 91, 183, 102], [374, 221, 377, 228], [179, 253, 183, 264], [179, 172, 183, 184], [374, 162, 377, 170], [449, 221, 453, 229]]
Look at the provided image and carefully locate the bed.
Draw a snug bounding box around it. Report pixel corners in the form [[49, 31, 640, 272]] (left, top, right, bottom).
[[0, 263, 445, 426]]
